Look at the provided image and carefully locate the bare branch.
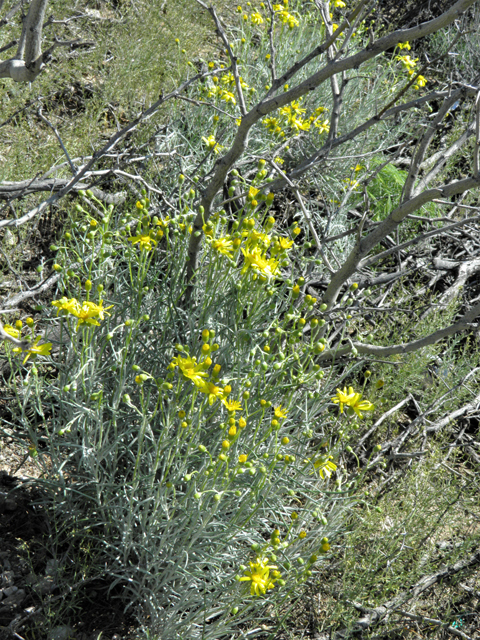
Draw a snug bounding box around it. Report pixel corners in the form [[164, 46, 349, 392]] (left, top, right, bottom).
[[361, 215, 480, 269], [316, 299, 480, 362], [332, 548, 480, 637], [402, 93, 461, 201], [0, 70, 207, 229], [22, 0, 49, 66], [321, 175, 480, 309], [475, 88, 480, 175]]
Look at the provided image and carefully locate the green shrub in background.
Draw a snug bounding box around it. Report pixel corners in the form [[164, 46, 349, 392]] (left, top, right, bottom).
[[2, 0, 480, 638]]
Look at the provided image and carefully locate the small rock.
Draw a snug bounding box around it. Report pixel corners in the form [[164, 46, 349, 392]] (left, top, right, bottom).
[[0, 492, 17, 512], [24, 573, 37, 586], [3, 585, 18, 596], [47, 625, 74, 640], [45, 558, 59, 576], [2, 588, 25, 606], [1, 570, 14, 586], [3, 228, 17, 246], [34, 577, 57, 595]]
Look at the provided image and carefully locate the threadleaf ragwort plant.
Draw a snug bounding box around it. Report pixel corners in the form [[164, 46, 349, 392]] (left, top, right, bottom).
[[1, 0, 480, 637]]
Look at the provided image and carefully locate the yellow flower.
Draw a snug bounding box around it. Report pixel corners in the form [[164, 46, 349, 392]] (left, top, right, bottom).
[[248, 186, 259, 201], [315, 119, 330, 134], [239, 557, 280, 596], [312, 454, 337, 479], [223, 398, 242, 412], [397, 41, 411, 50], [311, 105, 326, 118], [332, 386, 356, 413], [277, 237, 294, 251], [241, 247, 279, 278], [251, 11, 264, 24], [332, 386, 374, 418], [280, 100, 306, 117], [221, 71, 235, 86], [212, 236, 234, 259], [396, 54, 418, 70], [202, 135, 223, 154], [128, 232, 157, 251], [3, 324, 21, 339], [274, 405, 288, 418], [197, 380, 225, 405], [289, 116, 310, 132], [263, 117, 280, 133], [413, 75, 427, 90], [12, 336, 52, 364], [344, 177, 360, 190], [220, 90, 236, 105], [238, 454, 248, 463], [348, 394, 375, 419], [170, 354, 209, 387], [203, 223, 214, 238], [155, 216, 171, 231], [51, 297, 112, 329], [275, 9, 299, 27], [245, 229, 271, 250], [333, 0, 346, 6]]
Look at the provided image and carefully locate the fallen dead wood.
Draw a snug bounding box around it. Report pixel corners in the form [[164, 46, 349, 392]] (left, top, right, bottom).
[[0, 178, 126, 204], [332, 548, 480, 638]]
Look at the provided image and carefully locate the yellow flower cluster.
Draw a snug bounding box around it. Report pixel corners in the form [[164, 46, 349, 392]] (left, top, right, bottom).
[[52, 297, 112, 329], [206, 209, 294, 281], [202, 134, 224, 155], [396, 54, 418, 71], [396, 48, 427, 90], [3, 324, 21, 339], [263, 101, 329, 138], [241, 247, 279, 279], [273, 2, 299, 28], [206, 84, 237, 106], [169, 352, 233, 406], [128, 229, 158, 251]]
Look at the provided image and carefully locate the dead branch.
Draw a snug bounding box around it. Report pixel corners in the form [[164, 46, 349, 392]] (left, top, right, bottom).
[[0, 178, 126, 205], [333, 548, 480, 638], [0, 70, 207, 230]]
